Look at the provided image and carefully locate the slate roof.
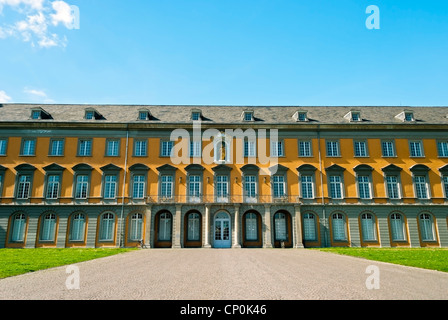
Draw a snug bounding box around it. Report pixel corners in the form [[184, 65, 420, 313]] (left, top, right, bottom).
[[1, 104, 448, 125]]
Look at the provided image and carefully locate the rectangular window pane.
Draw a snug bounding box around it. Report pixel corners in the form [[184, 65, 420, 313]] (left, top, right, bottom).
[[17, 175, 31, 199], [301, 175, 313, 199], [161, 175, 173, 198], [386, 176, 400, 199], [0, 139, 6, 155], [78, 139, 91, 156], [135, 140, 147, 156], [329, 176, 342, 199], [190, 141, 201, 157], [415, 176, 428, 199], [244, 141, 256, 157], [354, 141, 367, 157], [133, 175, 145, 199], [437, 141, 448, 157], [271, 141, 283, 157], [326, 141, 339, 157], [298, 141, 311, 157], [410, 141, 423, 157], [244, 175, 257, 199], [104, 175, 117, 199], [161, 141, 174, 157], [357, 176, 371, 199], [382, 141, 395, 157], [106, 140, 119, 156], [22, 139, 35, 156], [75, 175, 88, 199], [273, 175, 285, 198], [46, 175, 60, 199], [50, 139, 64, 156]]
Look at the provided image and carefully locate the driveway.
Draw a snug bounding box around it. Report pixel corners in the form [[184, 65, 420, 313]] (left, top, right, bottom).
[[0, 249, 447, 300]]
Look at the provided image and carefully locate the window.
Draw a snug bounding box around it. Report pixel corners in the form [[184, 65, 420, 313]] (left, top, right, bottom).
[[75, 175, 89, 199], [381, 140, 395, 157], [132, 175, 145, 199], [274, 213, 288, 241], [40, 213, 56, 241], [11, 213, 26, 242], [129, 213, 143, 241], [332, 213, 346, 241], [409, 141, 423, 157], [161, 175, 173, 198], [386, 175, 400, 199], [351, 112, 360, 121], [0, 138, 8, 155], [190, 140, 201, 157], [443, 176, 448, 198], [303, 213, 317, 241], [437, 141, 448, 157], [78, 139, 92, 156], [404, 112, 414, 121], [244, 175, 257, 201], [361, 213, 376, 241], [49, 139, 64, 156], [273, 175, 286, 198], [390, 213, 406, 241], [99, 213, 115, 241], [21, 138, 36, 156], [31, 110, 41, 119], [187, 213, 200, 241], [139, 111, 149, 120], [301, 175, 314, 199], [188, 175, 201, 201], [85, 111, 94, 120], [158, 212, 172, 241], [354, 140, 367, 157], [17, 175, 31, 199], [298, 112, 307, 121], [298, 140, 312, 157], [216, 175, 229, 202], [243, 111, 253, 121], [414, 176, 429, 199], [46, 175, 60, 199], [106, 139, 119, 157], [70, 213, 85, 241], [271, 141, 284, 157], [326, 140, 339, 157], [329, 175, 343, 199], [104, 175, 117, 199], [245, 213, 258, 241], [419, 214, 435, 241], [192, 112, 201, 121], [357, 176, 371, 199], [244, 140, 256, 157], [161, 141, 174, 157], [134, 140, 147, 157]]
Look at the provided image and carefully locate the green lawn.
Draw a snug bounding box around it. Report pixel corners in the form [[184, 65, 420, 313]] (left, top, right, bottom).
[[316, 247, 448, 272], [0, 248, 137, 279]]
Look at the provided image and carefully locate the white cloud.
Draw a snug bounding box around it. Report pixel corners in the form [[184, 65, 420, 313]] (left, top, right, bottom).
[[0, 0, 75, 48], [24, 88, 47, 97], [0, 90, 12, 103]]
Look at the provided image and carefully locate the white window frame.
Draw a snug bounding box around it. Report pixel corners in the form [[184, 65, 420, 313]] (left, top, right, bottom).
[[99, 213, 115, 241], [129, 213, 143, 241], [134, 139, 147, 157], [78, 139, 92, 157], [46, 175, 60, 199], [357, 175, 372, 199], [245, 212, 258, 241], [414, 175, 429, 199], [11, 213, 26, 242], [244, 140, 256, 157], [75, 175, 89, 199], [409, 141, 424, 157], [106, 139, 120, 157], [160, 175, 173, 199], [385, 175, 401, 199], [40, 213, 56, 242], [216, 175, 229, 202], [21, 138, 36, 156], [437, 141, 448, 157], [361, 213, 377, 241], [300, 175, 314, 199], [70, 213, 85, 241], [381, 140, 395, 157], [17, 175, 31, 199], [104, 175, 117, 199], [49, 139, 64, 156], [329, 175, 343, 199], [0, 138, 7, 156], [298, 140, 312, 157], [187, 213, 200, 241], [303, 213, 317, 241], [354, 140, 368, 157], [190, 140, 201, 158], [270, 140, 284, 157], [332, 213, 347, 241], [390, 213, 406, 241], [132, 175, 145, 199], [419, 213, 435, 241], [161, 140, 174, 157], [273, 175, 286, 198], [326, 140, 340, 157]]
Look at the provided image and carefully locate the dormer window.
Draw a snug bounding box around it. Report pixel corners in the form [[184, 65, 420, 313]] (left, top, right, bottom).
[[404, 112, 414, 122], [293, 111, 308, 122], [30, 108, 52, 120], [84, 108, 104, 120], [344, 110, 361, 122], [138, 110, 151, 120], [243, 111, 254, 121], [395, 110, 415, 122], [191, 110, 202, 121]]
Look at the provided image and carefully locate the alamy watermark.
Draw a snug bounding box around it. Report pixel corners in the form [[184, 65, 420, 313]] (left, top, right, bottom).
[[365, 265, 380, 290], [366, 5, 380, 30], [66, 265, 80, 290]]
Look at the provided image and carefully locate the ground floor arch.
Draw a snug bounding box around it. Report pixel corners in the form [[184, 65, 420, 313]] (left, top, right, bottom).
[[242, 210, 262, 248], [214, 211, 231, 248], [184, 210, 202, 248], [154, 210, 173, 248], [273, 210, 293, 248]]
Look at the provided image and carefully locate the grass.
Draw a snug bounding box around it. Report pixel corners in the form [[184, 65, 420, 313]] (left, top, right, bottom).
[[0, 248, 137, 279], [316, 247, 448, 273]]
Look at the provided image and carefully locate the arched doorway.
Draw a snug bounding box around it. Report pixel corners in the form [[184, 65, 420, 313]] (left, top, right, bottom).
[[242, 211, 262, 248], [214, 211, 231, 248], [184, 211, 202, 248], [154, 211, 172, 248], [273, 211, 293, 248]]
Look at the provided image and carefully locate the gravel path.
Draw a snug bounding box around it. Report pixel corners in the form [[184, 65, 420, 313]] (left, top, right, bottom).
[[0, 249, 447, 300]]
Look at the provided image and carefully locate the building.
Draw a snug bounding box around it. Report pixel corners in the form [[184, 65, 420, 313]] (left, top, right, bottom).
[[0, 104, 447, 249]]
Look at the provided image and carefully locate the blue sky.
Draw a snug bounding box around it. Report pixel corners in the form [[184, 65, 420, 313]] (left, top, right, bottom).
[[0, 0, 447, 106]]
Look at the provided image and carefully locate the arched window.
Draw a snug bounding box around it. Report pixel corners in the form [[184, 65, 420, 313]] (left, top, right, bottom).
[[129, 213, 143, 241], [419, 213, 435, 241], [332, 213, 347, 241], [11, 213, 26, 242], [187, 213, 200, 241], [274, 213, 287, 241], [303, 213, 317, 241], [99, 213, 115, 241], [390, 213, 406, 241], [70, 213, 86, 241], [361, 213, 376, 241], [158, 212, 172, 241], [41, 213, 56, 241], [245, 213, 258, 241]]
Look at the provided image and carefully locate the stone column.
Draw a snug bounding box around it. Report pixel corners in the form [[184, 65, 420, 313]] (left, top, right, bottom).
[[233, 204, 241, 248], [263, 204, 273, 248], [294, 204, 304, 248], [204, 204, 212, 248], [144, 205, 152, 248], [173, 204, 182, 248]]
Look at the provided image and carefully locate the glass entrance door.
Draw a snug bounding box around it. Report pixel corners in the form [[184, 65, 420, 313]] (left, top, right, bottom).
[[214, 212, 231, 248]]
